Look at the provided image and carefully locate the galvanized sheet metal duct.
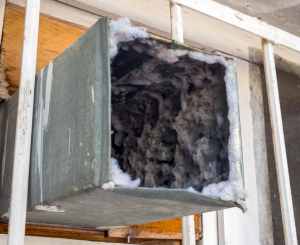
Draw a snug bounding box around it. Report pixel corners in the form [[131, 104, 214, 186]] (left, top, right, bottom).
[[0, 17, 243, 229]]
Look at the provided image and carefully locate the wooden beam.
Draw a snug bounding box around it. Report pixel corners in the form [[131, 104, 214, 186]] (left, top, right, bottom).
[[170, 2, 183, 43], [109, 215, 201, 240], [7, 0, 41, 244], [201, 211, 218, 245], [217, 210, 225, 245], [169, 3, 195, 244], [174, 0, 300, 54], [262, 39, 298, 245], [0, 223, 181, 244], [181, 216, 195, 245], [1, 223, 107, 241]]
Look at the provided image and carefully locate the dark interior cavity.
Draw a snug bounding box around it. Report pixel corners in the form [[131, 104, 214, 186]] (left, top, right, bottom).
[[111, 43, 229, 192]]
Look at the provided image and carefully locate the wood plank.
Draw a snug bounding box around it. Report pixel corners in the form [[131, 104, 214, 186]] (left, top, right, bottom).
[[170, 5, 195, 244], [6, 0, 41, 244], [174, 0, 300, 54], [109, 215, 201, 240], [170, 3, 183, 43], [181, 216, 195, 245], [0, 223, 181, 244], [0, 223, 106, 241], [1, 6, 85, 94], [262, 39, 298, 245]]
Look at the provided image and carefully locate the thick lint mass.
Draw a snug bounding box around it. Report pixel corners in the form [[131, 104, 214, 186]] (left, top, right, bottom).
[[111, 53, 230, 192], [107, 18, 248, 210]]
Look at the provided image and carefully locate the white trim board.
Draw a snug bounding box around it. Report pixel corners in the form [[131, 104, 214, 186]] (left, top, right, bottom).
[[6, 0, 300, 68], [174, 0, 300, 54], [262, 39, 297, 245], [7, 0, 41, 244]]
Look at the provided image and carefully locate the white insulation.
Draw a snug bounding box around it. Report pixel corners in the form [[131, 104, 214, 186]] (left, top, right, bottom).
[[105, 18, 248, 210]]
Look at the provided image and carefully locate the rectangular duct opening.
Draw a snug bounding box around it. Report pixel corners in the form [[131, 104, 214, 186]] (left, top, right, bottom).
[[111, 43, 230, 192]]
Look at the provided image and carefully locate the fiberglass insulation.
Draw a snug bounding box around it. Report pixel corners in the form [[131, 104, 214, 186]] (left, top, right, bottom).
[[103, 17, 248, 210]]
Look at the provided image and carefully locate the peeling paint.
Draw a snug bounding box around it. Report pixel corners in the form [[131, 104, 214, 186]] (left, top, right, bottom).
[[18, 79, 31, 153], [235, 12, 244, 21]]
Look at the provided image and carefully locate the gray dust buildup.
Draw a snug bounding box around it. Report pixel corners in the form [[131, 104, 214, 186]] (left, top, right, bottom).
[[111, 52, 229, 192]]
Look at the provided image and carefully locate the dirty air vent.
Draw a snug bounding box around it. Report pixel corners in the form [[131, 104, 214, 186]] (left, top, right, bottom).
[[0, 17, 244, 229], [111, 55, 230, 191]]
